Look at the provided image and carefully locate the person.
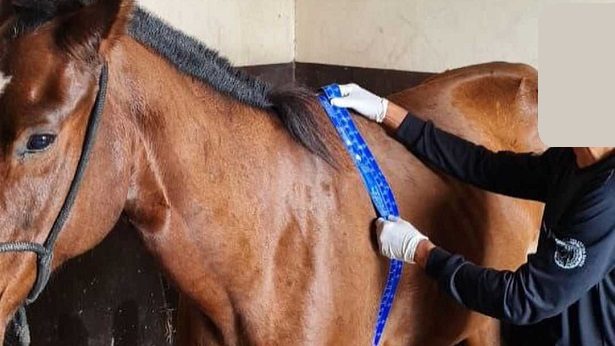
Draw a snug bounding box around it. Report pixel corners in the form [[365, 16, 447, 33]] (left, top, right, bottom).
[[330, 84, 615, 346]]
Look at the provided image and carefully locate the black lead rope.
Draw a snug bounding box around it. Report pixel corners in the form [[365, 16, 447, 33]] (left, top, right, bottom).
[[7, 307, 30, 346], [27, 64, 108, 304], [0, 64, 108, 346]]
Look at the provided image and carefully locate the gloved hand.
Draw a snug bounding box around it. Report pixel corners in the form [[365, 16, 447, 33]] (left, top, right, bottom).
[[330, 83, 389, 123], [376, 216, 428, 263]]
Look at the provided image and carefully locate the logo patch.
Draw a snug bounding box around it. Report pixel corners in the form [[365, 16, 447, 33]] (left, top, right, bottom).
[[554, 237, 586, 269]]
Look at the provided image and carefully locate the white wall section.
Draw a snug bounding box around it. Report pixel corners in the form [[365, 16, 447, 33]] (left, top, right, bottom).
[[139, 0, 612, 72], [296, 0, 543, 72]]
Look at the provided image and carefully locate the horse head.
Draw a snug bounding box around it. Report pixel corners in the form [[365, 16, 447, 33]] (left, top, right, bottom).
[[0, 0, 134, 340]]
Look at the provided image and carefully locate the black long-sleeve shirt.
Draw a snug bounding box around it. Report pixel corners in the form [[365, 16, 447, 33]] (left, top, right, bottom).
[[396, 113, 615, 346]]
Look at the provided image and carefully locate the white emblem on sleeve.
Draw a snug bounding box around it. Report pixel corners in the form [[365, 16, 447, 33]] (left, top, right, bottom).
[[554, 237, 586, 269]]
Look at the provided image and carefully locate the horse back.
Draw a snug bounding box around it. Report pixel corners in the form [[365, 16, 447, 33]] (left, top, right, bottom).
[[358, 62, 543, 344]]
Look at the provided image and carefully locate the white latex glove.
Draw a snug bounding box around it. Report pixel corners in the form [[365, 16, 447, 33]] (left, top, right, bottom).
[[376, 216, 428, 263], [330, 83, 389, 123]]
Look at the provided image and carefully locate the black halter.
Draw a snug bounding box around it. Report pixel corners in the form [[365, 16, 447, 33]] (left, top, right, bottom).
[[0, 65, 108, 344]]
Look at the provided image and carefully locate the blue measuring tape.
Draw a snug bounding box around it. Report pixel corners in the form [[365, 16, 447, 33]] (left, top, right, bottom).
[[318, 84, 404, 346]]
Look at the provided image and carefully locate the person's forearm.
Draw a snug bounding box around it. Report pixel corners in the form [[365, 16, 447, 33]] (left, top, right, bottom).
[[414, 239, 436, 269], [382, 102, 408, 131]]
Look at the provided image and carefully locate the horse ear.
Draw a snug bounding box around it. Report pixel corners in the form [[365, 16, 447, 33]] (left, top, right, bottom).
[[57, 0, 134, 64]]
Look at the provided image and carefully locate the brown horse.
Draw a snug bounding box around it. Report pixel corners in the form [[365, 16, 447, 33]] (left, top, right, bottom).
[[0, 0, 543, 344]]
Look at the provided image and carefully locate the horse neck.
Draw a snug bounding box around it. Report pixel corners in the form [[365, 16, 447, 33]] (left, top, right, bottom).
[[109, 40, 410, 344], [114, 38, 338, 237]]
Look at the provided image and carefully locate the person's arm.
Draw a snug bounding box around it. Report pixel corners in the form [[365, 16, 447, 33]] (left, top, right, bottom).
[[331, 84, 556, 202], [393, 110, 555, 202], [419, 181, 615, 324], [414, 238, 436, 269]]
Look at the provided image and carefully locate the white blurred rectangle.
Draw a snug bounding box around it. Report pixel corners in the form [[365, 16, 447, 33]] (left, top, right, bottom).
[[539, 3, 615, 147]]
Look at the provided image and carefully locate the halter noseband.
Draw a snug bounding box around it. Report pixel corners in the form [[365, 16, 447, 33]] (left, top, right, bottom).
[[0, 64, 108, 304]]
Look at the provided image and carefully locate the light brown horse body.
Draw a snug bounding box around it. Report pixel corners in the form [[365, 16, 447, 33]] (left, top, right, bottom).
[[0, 1, 542, 344]]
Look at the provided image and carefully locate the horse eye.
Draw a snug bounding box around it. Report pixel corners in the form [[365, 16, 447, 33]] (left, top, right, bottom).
[[26, 134, 56, 152]]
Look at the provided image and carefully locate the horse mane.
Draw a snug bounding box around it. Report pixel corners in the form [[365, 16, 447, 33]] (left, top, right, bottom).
[[7, 2, 333, 163], [128, 8, 332, 163]]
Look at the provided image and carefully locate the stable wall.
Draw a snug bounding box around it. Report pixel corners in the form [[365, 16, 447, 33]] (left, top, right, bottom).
[[295, 0, 611, 72], [138, 0, 614, 72], [296, 0, 544, 72]]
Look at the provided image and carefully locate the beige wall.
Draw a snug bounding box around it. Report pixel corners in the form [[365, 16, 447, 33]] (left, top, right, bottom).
[[137, 0, 295, 66], [295, 0, 589, 72], [138, 0, 614, 72]]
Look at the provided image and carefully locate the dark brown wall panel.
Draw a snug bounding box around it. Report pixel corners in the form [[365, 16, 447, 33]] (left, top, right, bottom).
[[295, 62, 434, 96]]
